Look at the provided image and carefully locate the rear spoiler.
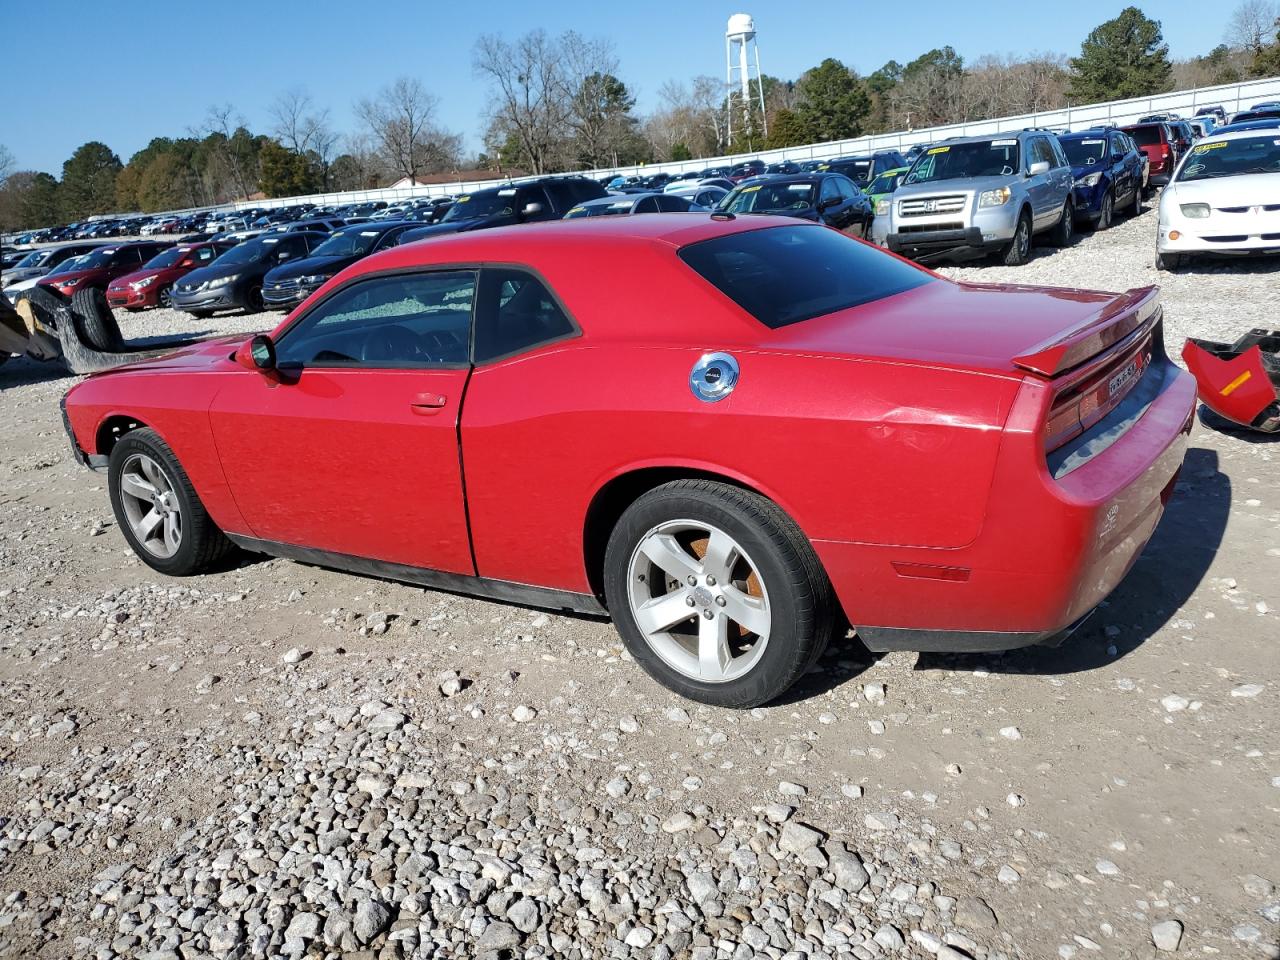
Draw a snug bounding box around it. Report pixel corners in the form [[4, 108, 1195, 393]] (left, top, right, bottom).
[[1012, 286, 1162, 377]]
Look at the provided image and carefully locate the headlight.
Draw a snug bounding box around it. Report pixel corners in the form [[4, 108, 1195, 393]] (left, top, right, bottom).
[[978, 187, 1011, 208], [1179, 203, 1210, 219], [130, 276, 156, 289], [874, 199, 890, 216], [299, 274, 329, 286], [59, 277, 82, 287], [216, 274, 240, 285], [1075, 172, 1101, 188]]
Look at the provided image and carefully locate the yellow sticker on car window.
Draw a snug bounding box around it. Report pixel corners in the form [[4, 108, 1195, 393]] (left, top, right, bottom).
[[568, 207, 586, 215], [742, 185, 762, 192], [1193, 142, 1228, 152], [928, 146, 950, 154], [457, 195, 471, 202]]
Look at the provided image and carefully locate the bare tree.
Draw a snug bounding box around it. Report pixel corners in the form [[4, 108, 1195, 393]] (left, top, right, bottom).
[[354, 78, 459, 184], [270, 88, 342, 188], [201, 104, 256, 200], [0, 144, 14, 184], [1227, 0, 1280, 54], [473, 30, 577, 174]]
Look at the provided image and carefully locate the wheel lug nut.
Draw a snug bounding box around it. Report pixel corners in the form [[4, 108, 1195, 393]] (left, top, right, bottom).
[[686, 576, 697, 586], [715, 596, 726, 607], [702, 609, 714, 620], [706, 575, 716, 586], [686, 596, 696, 607]]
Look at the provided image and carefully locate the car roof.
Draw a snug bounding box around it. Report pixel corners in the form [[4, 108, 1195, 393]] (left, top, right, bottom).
[[1195, 128, 1280, 144]]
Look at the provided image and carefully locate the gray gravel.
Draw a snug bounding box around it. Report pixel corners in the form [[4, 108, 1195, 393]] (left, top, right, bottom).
[[1, 207, 1278, 959]]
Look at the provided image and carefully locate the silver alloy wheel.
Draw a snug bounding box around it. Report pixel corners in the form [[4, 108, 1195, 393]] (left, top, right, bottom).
[[626, 519, 771, 683], [159, 285, 173, 308], [118, 453, 183, 558], [1016, 218, 1030, 258]]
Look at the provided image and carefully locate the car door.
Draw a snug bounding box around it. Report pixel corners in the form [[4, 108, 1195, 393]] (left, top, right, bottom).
[[817, 178, 849, 230], [207, 269, 478, 575], [835, 177, 871, 237], [1023, 138, 1053, 228], [1108, 132, 1132, 201]]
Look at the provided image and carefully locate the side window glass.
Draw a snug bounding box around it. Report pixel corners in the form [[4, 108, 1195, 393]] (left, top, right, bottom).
[[836, 178, 858, 200], [635, 196, 658, 213], [473, 268, 576, 364], [820, 179, 841, 202], [277, 271, 476, 368]]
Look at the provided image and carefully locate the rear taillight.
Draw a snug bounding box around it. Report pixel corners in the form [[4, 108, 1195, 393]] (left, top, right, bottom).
[[1043, 342, 1152, 453]]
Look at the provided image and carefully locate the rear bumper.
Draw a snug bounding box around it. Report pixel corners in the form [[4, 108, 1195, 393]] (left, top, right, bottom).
[[818, 351, 1196, 651]]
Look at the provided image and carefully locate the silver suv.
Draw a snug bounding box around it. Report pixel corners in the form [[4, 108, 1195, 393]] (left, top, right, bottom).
[[885, 131, 1076, 265]]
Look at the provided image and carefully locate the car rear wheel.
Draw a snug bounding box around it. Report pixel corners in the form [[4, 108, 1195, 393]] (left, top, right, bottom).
[[1129, 184, 1142, 217], [1001, 211, 1033, 266], [108, 428, 236, 576], [1050, 200, 1075, 247], [1096, 192, 1114, 230], [603, 479, 837, 708]]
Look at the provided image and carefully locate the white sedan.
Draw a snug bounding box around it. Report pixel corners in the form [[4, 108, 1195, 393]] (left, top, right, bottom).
[[1156, 128, 1280, 270]]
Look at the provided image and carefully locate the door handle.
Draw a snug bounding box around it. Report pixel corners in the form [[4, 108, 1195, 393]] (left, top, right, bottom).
[[409, 392, 447, 412]]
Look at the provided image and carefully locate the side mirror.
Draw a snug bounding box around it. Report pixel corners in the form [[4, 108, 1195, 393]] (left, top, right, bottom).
[[179, 258, 196, 268], [1027, 160, 1051, 176], [817, 197, 841, 211], [234, 334, 277, 372], [520, 202, 544, 218]]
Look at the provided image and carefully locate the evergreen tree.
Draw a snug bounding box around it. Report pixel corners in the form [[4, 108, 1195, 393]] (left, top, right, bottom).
[[58, 141, 122, 220], [793, 59, 870, 142], [1068, 7, 1173, 102]]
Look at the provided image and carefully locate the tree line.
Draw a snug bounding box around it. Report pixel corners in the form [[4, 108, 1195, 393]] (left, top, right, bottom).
[[3, 3, 1280, 231]]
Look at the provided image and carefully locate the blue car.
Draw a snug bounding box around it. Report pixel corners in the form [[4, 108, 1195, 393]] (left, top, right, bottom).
[[1058, 128, 1145, 230]]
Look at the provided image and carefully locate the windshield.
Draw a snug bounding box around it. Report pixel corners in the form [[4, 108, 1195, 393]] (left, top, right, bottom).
[[867, 171, 904, 195], [1062, 138, 1107, 165], [47, 255, 89, 277], [214, 238, 274, 266], [563, 200, 634, 219], [14, 249, 52, 268], [1178, 136, 1280, 182], [72, 248, 116, 270], [906, 141, 1021, 183], [679, 225, 932, 329], [309, 229, 382, 258], [144, 247, 185, 269], [442, 189, 517, 221], [720, 182, 816, 213]]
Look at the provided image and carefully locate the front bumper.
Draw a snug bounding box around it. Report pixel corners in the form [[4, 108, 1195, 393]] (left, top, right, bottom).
[[818, 346, 1196, 652], [59, 396, 107, 470], [171, 285, 237, 313], [106, 286, 157, 309], [1158, 208, 1280, 256], [262, 282, 319, 307], [887, 203, 1018, 261]]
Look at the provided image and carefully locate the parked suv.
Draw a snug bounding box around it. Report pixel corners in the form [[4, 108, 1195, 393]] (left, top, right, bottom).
[[1122, 122, 1181, 186], [396, 177, 607, 245], [1059, 128, 1145, 230], [816, 150, 909, 189], [885, 131, 1075, 265]]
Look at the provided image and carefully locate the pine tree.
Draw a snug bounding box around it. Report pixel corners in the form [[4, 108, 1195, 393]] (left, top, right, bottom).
[[1068, 7, 1173, 102]]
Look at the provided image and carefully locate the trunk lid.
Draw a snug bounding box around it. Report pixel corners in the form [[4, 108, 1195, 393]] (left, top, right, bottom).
[[765, 278, 1159, 377]]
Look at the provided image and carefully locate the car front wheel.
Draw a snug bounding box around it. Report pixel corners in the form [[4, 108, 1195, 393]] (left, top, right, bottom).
[[604, 479, 837, 708], [1001, 211, 1033, 266], [1097, 192, 1114, 230], [1155, 251, 1184, 271], [108, 428, 235, 576]]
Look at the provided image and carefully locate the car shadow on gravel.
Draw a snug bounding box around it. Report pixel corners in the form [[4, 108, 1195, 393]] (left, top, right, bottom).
[[0, 356, 69, 390], [1196, 405, 1280, 444], [911, 445, 1230, 677]]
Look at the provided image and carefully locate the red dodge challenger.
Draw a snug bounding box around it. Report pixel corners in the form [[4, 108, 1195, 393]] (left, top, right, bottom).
[[61, 215, 1195, 707]]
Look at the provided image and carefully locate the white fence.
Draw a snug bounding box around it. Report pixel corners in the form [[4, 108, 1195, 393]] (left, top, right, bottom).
[[94, 73, 1280, 220]]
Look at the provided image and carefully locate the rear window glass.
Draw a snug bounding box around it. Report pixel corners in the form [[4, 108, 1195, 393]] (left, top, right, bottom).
[[678, 225, 932, 329], [1128, 125, 1161, 146]]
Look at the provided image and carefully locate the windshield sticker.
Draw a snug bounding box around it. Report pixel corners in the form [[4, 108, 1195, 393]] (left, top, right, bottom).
[[787, 184, 810, 191], [927, 146, 950, 154], [1193, 142, 1228, 152], [991, 139, 1017, 147], [498, 188, 517, 195], [741, 185, 762, 192], [360, 231, 379, 236], [1082, 139, 1104, 145], [568, 206, 586, 215], [457, 195, 471, 202], [817, 164, 830, 170]]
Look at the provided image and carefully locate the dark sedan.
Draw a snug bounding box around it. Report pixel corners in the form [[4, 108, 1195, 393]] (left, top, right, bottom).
[[261, 222, 417, 309], [716, 173, 874, 237], [170, 232, 327, 317]]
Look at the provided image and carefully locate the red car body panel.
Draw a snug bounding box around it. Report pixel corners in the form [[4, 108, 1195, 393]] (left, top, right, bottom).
[[37, 241, 172, 299], [106, 242, 226, 310], [62, 216, 1195, 649]]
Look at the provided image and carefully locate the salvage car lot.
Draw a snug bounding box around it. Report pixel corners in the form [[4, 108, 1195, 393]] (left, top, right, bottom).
[[1, 204, 1278, 959]]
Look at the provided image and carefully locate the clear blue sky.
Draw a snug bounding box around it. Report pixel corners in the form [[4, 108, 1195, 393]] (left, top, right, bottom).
[[5, 0, 1220, 175]]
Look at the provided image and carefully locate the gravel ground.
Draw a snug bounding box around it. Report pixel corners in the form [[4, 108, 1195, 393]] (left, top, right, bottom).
[[1, 204, 1278, 960]]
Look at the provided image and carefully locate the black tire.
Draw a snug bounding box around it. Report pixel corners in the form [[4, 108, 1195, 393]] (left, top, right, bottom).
[[1001, 210, 1033, 266], [70, 287, 124, 352], [1155, 251, 1184, 271], [107, 427, 236, 576], [603, 479, 837, 708], [189, 310, 214, 320], [1096, 192, 1113, 231], [245, 285, 264, 313], [1050, 199, 1075, 247], [1129, 184, 1142, 217]]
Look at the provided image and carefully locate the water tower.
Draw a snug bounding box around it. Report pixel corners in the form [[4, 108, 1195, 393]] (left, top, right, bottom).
[[725, 13, 767, 143]]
